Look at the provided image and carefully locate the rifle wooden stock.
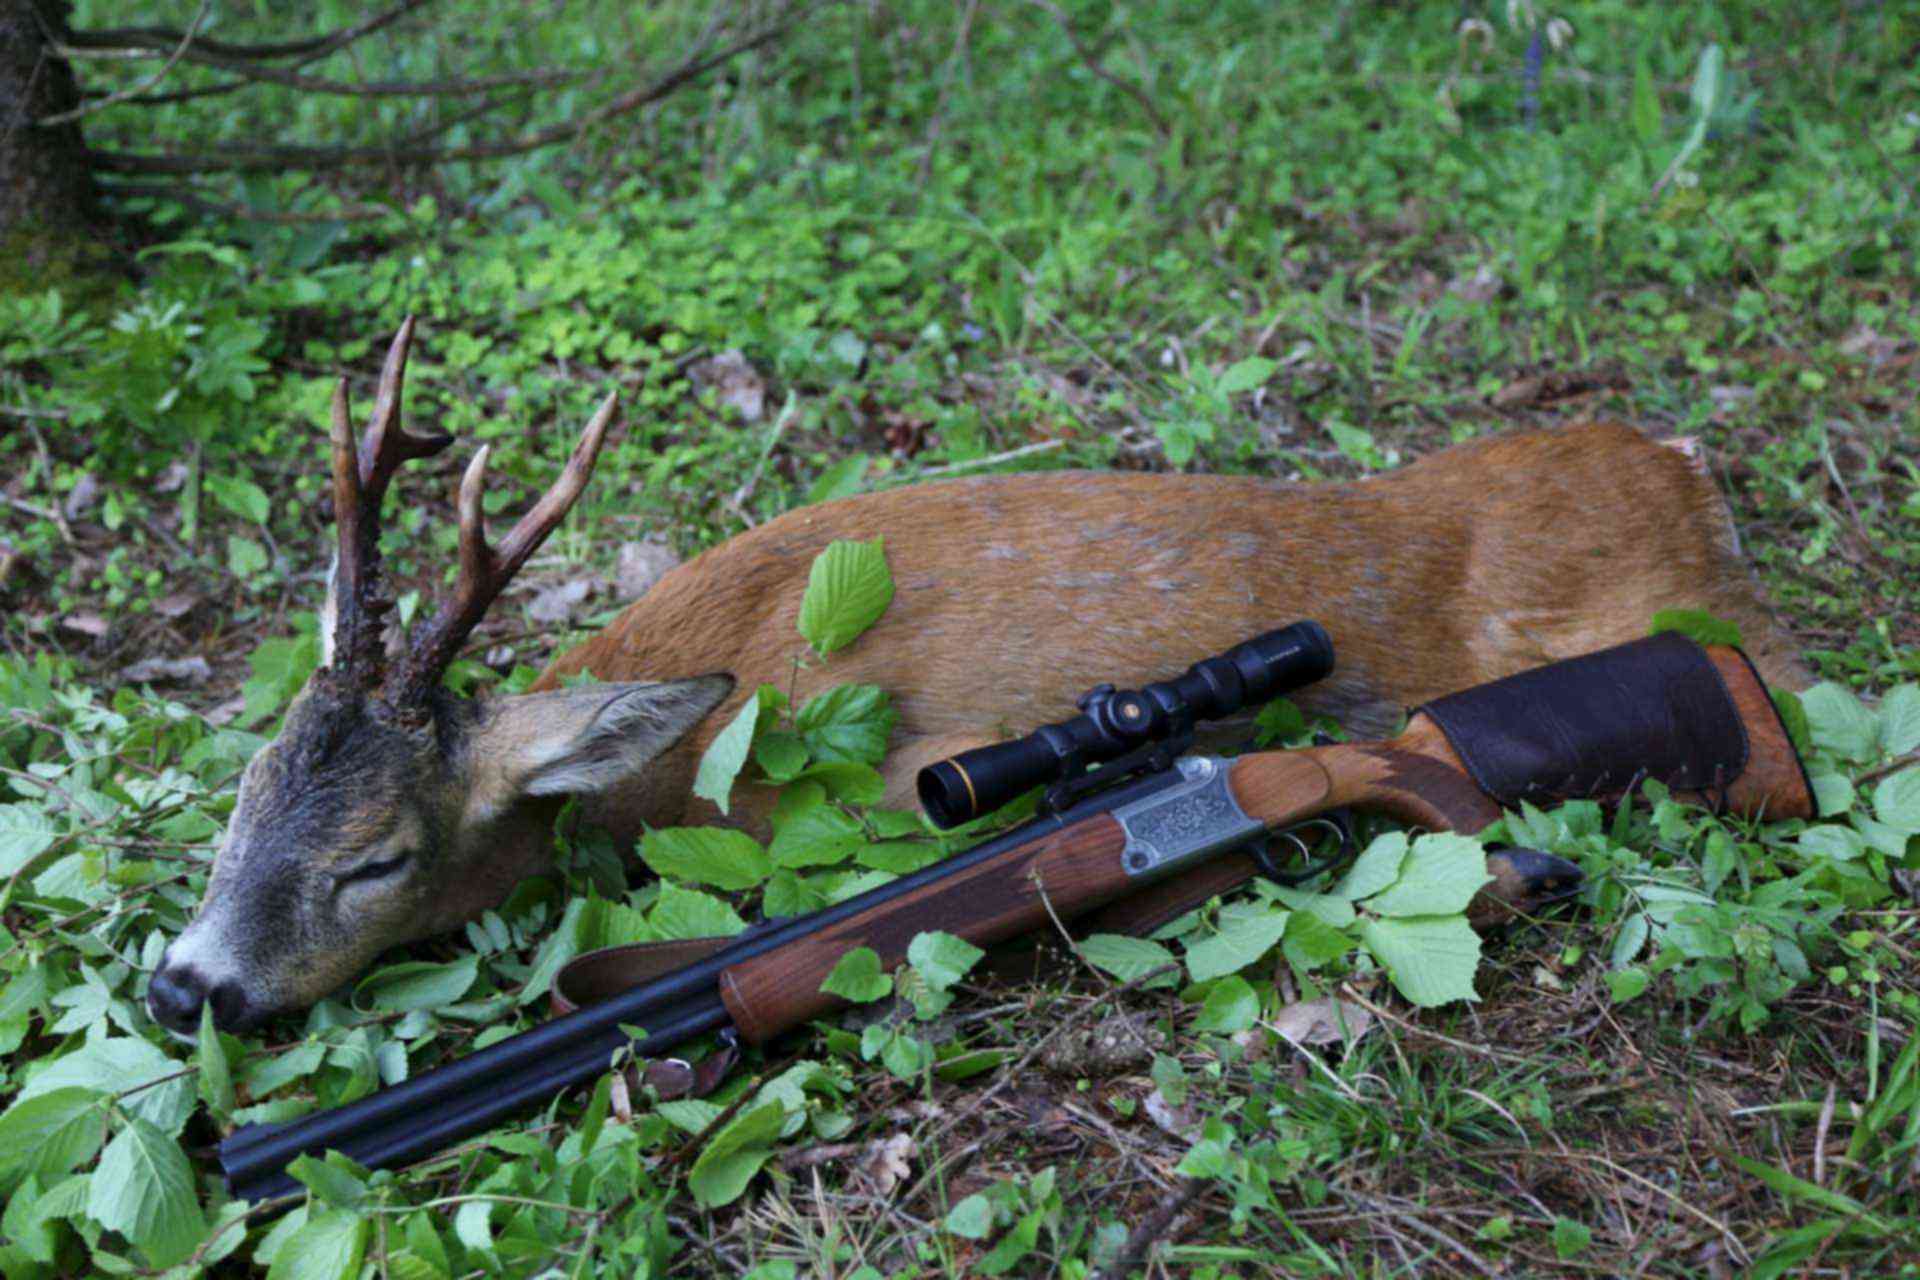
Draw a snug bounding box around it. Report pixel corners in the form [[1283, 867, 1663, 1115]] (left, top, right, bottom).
[[720, 644, 1812, 1041]]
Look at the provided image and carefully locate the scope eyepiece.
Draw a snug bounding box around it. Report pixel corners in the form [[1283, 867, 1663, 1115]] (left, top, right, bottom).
[[917, 620, 1334, 828]]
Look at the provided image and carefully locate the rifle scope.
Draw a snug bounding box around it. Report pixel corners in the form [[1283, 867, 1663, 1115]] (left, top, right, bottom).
[[917, 620, 1335, 828]]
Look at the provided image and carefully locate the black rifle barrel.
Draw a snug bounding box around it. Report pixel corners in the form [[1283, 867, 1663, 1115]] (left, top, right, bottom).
[[220, 764, 1191, 1201]]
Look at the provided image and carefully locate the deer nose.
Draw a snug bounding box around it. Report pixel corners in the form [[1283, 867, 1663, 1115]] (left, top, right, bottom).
[[146, 963, 208, 1035]]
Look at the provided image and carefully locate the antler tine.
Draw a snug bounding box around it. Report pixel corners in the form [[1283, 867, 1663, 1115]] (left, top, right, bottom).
[[325, 376, 378, 679], [396, 392, 619, 703], [358, 316, 454, 504]]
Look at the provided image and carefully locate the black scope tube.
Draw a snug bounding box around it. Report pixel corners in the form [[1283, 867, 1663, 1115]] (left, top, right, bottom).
[[220, 763, 1193, 1201], [918, 620, 1334, 827]]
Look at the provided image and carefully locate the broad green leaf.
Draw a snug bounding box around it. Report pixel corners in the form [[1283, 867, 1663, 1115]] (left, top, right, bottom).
[[687, 1102, 788, 1207], [753, 730, 808, 782], [227, 534, 269, 577], [793, 760, 887, 804], [1798, 824, 1865, 862], [1078, 934, 1179, 988], [796, 538, 894, 656], [267, 1209, 371, 1280], [1184, 910, 1291, 983], [207, 473, 271, 524], [1606, 968, 1650, 1003], [762, 868, 829, 918], [1880, 685, 1920, 756], [88, 1117, 203, 1268], [1363, 834, 1491, 917], [981, 1208, 1043, 1275], [1217, 355, 1277, 395], [820, 947, 892, 1003], [795, 684, 897, 765], [1873, 767, 1920, 833], [453, 1201, 492, 1257], [1649, 609, 1742, 648], [806, 454, 871, 505], [692, 695, 759, 815], [1270, 886, 1356, 928], [1192, 975, 1260, 1033], [1801, 683, 1877, 762], [944, 1193, 994, 1239], [286, 1155, 369, 1211], [1551, 1218, 1593, 1260], [1611, 911, 1650, 968], [640, 827, 771, 890], [1333, 832, 1407, 900], [0, 803, 57, 876], [197, 1003, 234, 1118], [357, 956, 479, 1012], [649, 883, 747, 940], [906, 931, 985, 992], [770, 799, 868, 869], [1282, 911, 1354, 971], [1361, 917, 1482, 1007], [1810, 771, 1854, 818], [4, 1175, 57, 1264], [0, 1087, 105, 1178], [21, 1035, 193, 1134]]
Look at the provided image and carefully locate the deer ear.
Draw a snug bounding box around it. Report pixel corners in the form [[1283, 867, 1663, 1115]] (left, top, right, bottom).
[[486, 676, 736, 801]]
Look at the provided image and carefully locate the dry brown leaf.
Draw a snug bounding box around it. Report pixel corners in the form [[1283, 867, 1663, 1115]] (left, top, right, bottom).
[[690, 350, 767, 423], [60, 612, 109, 638], [527, 578, 594, 625], [123, 656, 212, 685], [1268, 997, 1374, 1048]]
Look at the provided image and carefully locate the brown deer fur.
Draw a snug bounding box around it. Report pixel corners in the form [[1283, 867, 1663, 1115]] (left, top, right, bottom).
[[535, 421, 1806, 844]]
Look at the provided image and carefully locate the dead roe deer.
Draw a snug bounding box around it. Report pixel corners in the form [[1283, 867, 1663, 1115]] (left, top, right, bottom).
[[146, 320, 1809, 1035]]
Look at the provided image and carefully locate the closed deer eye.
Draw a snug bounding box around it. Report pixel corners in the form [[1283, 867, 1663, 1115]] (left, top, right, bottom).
[[338, 852, 411, 886]]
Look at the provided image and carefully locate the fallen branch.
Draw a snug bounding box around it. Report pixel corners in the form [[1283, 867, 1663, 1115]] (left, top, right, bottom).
[[1022, 0, 1169, 137], [64, 0, 438, 65], [37, 0, 211, 126]]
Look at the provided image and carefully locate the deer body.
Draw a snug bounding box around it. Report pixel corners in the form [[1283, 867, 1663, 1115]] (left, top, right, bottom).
[[148, 322, 1807, 1037], [538, 421, 1808, 840]]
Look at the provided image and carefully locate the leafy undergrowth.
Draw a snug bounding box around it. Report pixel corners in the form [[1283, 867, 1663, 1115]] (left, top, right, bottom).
[[3, 0, 1920, 1275], [3, 538, 1919, 1276]]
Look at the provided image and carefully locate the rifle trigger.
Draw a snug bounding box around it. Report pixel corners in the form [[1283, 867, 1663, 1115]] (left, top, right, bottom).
[[1251, 807, 1360, 887]]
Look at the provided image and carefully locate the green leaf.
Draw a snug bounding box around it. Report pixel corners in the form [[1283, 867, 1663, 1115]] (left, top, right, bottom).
[[1184, 911, 1291, 984], [1192, 975, 1260, 1033], [285, 1155, 369, 1211], [1362, 834, 1491, 917], [1282, 911, 1355, 971], [88, 1117, 204, 1268], [1772, 688, 1812, 758], [1216, 356, 1277, 395], [1728, 1156, 1895, 1234], [806, 454, 872, 505], [197, 1003, 234, 1118], [1551, 1218, 1593, 1260], [795, 684, 897, 765], [22, 1036, 193, 1134], [944, 1193, 994, 1239], [1880, 685, 1920, 756], [640, 827, 771, 890], [692, 695, 759, 815], [1606, 968, 1650, 1004], [796, 538, 894, 656], [769, 798, 868, 869], [0, 802, 58, 876], [820, 947, 892, 1003], [1631, 51, 1662, 148], [1360, 917, 1482, 1007], [1649, 609, 1742, 648], [1333, 832, 1407, 900], [1874, 768, 1920, 833], [266, 1209, 371, 1280], [1801, 683, 1877, 763], [0, 1087, 105, 1178], [649, 883, 747, 940], [906, 931, 985, 992], [227, 534, 269, 578], [207, 473, 271, 524], [793, 760, 887, 804], [1078, 934, 1180, 988], [357, 955, 479, 1012], [687, 1101, 789, 1207], [1810, 771, 1854, 818], [754, 730, 808, 782]]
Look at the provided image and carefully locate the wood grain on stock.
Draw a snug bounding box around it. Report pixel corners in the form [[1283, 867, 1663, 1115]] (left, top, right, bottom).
[[718, 816, 1131, 1042], [1699, 646, 1815, 820]]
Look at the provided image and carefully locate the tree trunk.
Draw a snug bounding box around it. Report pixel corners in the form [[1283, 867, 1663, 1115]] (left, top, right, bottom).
[[0, 0, 109, 285]]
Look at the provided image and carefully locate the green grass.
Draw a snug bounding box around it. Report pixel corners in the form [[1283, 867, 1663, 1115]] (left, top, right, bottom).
[[2, 1, 1918, 1275]]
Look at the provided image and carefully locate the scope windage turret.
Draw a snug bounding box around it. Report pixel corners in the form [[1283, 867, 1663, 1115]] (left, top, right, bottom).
[[917, 621, 1335, 828]]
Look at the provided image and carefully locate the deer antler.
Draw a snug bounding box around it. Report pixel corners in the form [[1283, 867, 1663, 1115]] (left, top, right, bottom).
[[326, 317, 453, 684], [390, 390, 618, 707]]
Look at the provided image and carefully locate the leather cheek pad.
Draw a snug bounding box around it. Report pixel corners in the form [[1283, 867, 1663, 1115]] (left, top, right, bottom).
[[1415, 632, 1755, 807]]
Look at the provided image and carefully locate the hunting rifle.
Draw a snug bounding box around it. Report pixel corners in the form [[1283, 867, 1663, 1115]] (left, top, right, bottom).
[[220, 625, 1813, 1201]]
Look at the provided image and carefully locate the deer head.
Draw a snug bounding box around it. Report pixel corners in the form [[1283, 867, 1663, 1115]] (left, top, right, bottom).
[[148, 320, 731, 1038]]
